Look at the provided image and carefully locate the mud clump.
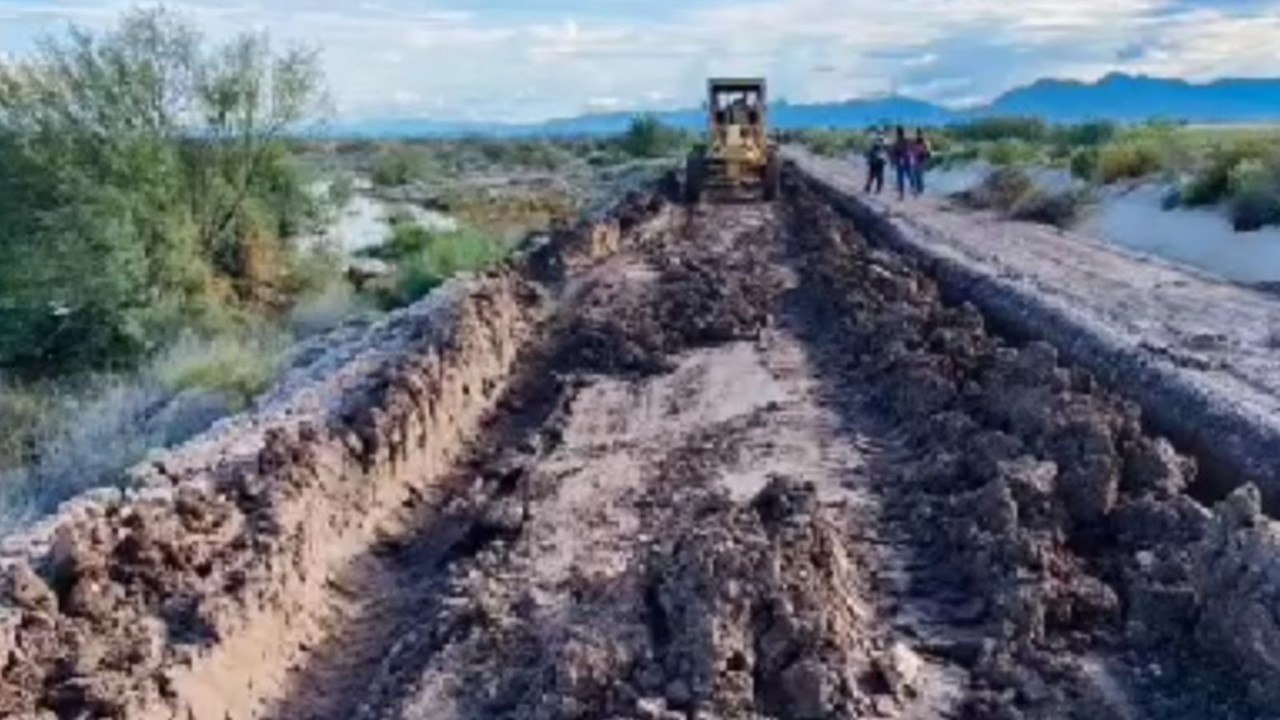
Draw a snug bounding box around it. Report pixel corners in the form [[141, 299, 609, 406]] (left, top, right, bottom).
[[648, 477, 870, 718], [558, 232, 783, 378], [443, 476, 881, 720], [785, 178, 1261, 717]]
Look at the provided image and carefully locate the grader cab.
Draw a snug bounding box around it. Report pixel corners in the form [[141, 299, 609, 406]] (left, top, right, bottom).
[[684, 78, 781, 203]]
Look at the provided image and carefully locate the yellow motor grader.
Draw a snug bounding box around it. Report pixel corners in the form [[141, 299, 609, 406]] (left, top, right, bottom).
[[685, 78, 781, 203]]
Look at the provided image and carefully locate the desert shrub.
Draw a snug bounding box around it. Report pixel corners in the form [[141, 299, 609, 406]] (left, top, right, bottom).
[[949, 117, 1049, 143], [953, 167, 1035, 211], [1179, 139, 1275, 207], [1227, 158, 1280, 231], [1096, 140, 1163, 183], [505, 141, 571, 171], [327, 174, 356, 208], [0, 363, 242, 532], [0, 379, 58, 471], [389, 228, 508, 305], [935, 144, 980, 169], [1010, 187, 1092, 229], [797, 129, 868, 158], [371, 147, 438, 187], [620, 115, 689, 158], [1054, 121, 1118, 147], [360, 223, 508, 307], [1070, 148, 1099, 181], [288, 281, 373, 338], [154, 331, 287, 410], [953, 167, 1088, 229], [364, 221, 433, 261], [984, 138, 1039, 167]]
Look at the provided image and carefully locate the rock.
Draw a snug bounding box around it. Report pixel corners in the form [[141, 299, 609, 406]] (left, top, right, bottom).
[[3, 565, 55, 613], [664, 679, 693, 708], [1058, 454, 1118, 527], [873, 643, 923, 699], [1123, 437, 1192, 497], [1192, 498, 1280, 708], [636, 697, 681, 720], [778, 659, 831, 719], [1000, 458, 1058, 529], [1114, 495, 1212, 550], [1218, 484, 1262, 529]]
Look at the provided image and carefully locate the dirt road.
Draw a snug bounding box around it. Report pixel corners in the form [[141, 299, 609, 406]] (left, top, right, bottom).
[[3, 178, 1276, 720], [273, 193, 1254, 719]]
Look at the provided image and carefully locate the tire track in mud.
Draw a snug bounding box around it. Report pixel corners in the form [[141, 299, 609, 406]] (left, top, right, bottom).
[[261, 185, 1258, 719]]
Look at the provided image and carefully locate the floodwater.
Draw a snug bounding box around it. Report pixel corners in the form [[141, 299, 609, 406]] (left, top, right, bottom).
[[922, 163, 1280, 284], [324, 194, 456, 254], [1081, 185, 1280, 284], [304, 179, 457, 256]]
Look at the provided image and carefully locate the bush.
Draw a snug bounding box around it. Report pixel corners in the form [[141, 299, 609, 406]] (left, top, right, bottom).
[[154, 332, 287, 410], [984, 139, 1039, 167], [1054, 121, 1118, 147], [0, 360, 243, 532], [0, 9, 326, 376], [366, 221, 433, 261], [371, 148, 438, 187], [288, 281, 373, 338], [619, 115, 689, 158], [1070, 148, 1099, 181], [363, 224, 509, 307], [1010, 188, 1092, 229], [1097, 140, 1163, 183], [1179, 139, 1274, 207], [327, 174, 356, 208], [0, 379, 57, 471], [1227, 158, 1280, 231], [949, 117, 1049, 143], [797, 129, 868, 158], [953, 167, 1036, 211], [953, 167, 1088, 229]]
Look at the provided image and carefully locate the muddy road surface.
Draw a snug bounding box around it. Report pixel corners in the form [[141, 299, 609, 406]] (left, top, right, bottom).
[[273, 186, 1253, 719], [3, 177, 1273, 720]]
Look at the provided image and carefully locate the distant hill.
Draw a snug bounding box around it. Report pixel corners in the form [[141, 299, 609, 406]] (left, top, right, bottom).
[[986, 73, 1280, 123], [322, 73, 1280, 138]]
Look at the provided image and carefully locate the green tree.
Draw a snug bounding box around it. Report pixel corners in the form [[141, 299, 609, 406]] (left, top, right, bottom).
[[0, 8, 326, 375], [620, 114, 687, 158]]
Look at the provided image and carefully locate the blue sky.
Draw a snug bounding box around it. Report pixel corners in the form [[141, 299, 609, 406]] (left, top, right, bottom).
[[2, 0, 1279, 121]]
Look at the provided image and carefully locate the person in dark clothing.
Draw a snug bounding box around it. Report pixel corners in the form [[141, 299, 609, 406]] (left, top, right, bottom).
[[864, 129, 888, 194], [908, 128, 933, 196], [890, 126, 911, 200]]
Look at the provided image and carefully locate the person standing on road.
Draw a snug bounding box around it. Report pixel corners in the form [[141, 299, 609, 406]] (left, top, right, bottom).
[[864, 129, 888, 194], [891, 126, 911, 200], [908, 128, 933, 197]]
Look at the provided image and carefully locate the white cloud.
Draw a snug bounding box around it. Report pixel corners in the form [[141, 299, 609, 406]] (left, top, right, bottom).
[[1, 0, 1279, 120]]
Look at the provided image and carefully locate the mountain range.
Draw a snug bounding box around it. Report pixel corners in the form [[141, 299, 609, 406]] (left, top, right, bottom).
[[323, 73, 1280, 139]]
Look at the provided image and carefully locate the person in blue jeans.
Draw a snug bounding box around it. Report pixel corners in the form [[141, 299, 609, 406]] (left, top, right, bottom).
[[908, 128, 933, 196], [890, 126, 911, 200]]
